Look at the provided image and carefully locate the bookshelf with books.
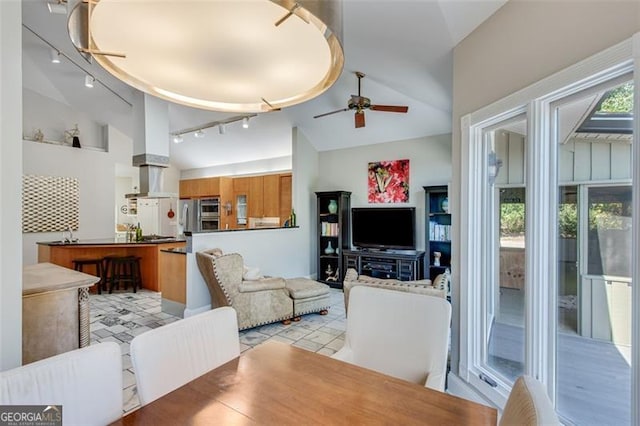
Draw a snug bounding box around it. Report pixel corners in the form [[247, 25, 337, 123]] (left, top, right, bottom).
[[424, 185, 451, 281], [315, 191, 351, 288]]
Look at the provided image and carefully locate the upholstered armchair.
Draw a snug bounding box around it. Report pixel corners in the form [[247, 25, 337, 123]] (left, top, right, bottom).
[[342, 268, 445, 314], [196, 249, 294, 330]]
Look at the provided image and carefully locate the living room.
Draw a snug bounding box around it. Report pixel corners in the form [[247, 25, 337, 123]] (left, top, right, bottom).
[[2, 1, 640, 425]]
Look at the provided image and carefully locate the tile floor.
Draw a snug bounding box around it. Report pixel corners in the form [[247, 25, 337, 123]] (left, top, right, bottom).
[[89, 288, 347, 414]]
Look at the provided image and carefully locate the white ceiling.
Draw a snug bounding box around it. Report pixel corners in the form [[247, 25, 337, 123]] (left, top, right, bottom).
[[21, 0, 507, 171]]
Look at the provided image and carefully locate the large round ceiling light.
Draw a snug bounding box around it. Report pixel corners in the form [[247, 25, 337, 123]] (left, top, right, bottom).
[[68, 0, 343, 113]]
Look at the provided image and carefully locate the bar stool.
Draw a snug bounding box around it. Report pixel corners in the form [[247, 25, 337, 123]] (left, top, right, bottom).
[[105, 255, 142, 294], [72, 258, 105, 294]]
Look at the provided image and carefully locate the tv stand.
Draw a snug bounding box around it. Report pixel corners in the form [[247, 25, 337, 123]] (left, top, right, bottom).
[[343, 249, 425, 281]]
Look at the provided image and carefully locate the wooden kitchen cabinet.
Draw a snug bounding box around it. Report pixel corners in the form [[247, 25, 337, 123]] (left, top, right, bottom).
[[279, 173, 292, 225], [248, 176, 265, 218], [218, 177, 234, 230], [179, 177, 220, 198], [246, 175, 281, 219], [263, 174, 280, 218]]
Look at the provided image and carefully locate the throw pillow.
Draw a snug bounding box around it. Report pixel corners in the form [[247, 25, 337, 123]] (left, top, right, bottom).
[[243, 265, 263, 281]]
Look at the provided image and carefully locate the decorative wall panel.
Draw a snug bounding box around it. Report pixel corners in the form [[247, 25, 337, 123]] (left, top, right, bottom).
[[22, 175, 79, 233]]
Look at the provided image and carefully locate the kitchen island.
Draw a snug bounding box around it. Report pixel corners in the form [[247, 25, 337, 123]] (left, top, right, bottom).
[[37, 238, 186, 292]]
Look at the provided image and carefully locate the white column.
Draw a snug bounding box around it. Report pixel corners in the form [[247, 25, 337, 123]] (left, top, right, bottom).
[[0, 0, 24, 369]]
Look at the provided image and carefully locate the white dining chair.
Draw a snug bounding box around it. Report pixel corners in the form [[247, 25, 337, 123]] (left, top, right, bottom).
[[332, 285, 451, 391], [500, 375, 560, 426], [130, 306, 240, 406], [0, 341, 123, 426]]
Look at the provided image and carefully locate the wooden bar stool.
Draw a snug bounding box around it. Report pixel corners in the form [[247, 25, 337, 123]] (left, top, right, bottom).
[[105, 255, 143, 294], [72, 258, 105, 294]]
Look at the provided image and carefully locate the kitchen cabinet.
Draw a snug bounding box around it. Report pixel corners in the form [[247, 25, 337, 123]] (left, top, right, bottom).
[[179, 177, 220, 199], [247, 174, 283, 220], [233, 177, 251, 229], [279, 173, 292, 225], [262, 174, 280, 218], [183, 173, 292, 229], [248, 176, 265, 218], [218, 177, 234, 230]]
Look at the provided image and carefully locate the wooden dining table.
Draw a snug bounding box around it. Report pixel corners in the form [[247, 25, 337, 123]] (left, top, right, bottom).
[[113, 341, 497, 425]]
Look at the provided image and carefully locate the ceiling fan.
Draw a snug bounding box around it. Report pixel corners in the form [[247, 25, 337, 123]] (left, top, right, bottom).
[[313, 71, 409, 128]]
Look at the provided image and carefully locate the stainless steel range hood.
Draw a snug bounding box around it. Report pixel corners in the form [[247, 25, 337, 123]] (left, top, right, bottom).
[[125, 165, 175, 199], [125, 93, 177, 200]]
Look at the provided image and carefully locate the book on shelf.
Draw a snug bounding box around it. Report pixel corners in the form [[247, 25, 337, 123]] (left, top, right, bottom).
[[321, 222, 339, 236], [429, 221, 451, 242]]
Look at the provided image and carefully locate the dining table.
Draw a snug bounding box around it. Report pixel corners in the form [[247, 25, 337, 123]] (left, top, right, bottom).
[[112, 340, 497, 425]]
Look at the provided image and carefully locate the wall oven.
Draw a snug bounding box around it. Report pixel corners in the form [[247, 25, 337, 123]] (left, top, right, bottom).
[[199, 198, 219, 231]]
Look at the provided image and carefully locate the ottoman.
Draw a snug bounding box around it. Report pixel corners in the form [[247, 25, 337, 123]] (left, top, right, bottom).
[[285, 278, 331, 318]]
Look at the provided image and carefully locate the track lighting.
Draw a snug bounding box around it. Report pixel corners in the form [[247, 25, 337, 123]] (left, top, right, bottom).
[[170, 113, 256, 143], [50, 49, 61, 64], [47, 1, 67, 14], [84, 75, 94, 88]]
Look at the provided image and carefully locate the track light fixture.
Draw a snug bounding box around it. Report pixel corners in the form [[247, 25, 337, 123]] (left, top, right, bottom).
[[172, 134, 184, 144], [50, 49, 61, 64], [47, 1, 67, 15], [84, 75, 94, 88], [170, 114, 257, 142]]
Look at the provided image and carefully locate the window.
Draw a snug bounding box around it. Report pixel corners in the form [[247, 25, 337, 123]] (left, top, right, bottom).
[[458, 39, 638, 425]]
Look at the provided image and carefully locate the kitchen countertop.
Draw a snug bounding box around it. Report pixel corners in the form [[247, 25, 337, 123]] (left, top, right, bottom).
[[23, 262, 99, 295], [161, 247, 187, 254], [37, 237, 186, 246]]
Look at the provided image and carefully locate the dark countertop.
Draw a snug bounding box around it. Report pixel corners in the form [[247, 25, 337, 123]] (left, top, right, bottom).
[[37, 237, 186, 246], [161, 247, 187, 254]]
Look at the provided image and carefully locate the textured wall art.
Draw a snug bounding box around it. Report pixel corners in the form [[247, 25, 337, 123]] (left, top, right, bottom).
[[22, 175, 79, 233], [368, 159, 410, 203]]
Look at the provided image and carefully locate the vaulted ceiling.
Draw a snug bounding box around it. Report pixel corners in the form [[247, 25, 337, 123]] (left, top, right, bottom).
[[21, 0, 507, 171]]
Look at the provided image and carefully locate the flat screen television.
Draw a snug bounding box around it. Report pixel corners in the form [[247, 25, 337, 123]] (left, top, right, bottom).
[[351, 207, 416, 250]]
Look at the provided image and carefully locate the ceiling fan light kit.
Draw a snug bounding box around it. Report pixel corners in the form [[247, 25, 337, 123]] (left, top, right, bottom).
[[66, 0, 344, 113], [313, 71, 409, 128]]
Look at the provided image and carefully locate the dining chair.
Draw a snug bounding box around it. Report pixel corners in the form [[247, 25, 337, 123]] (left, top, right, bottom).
[[499, 375, 560, 426], [0, 342, 123, 426], [130, 306, 240, 406], [332, 285, 451, 391]]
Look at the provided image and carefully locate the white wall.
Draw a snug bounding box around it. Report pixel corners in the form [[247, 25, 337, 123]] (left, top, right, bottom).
[[181, 155, 292, 179], [22, 125, 133, 265], [0, 0, 23, 370], [292, 127, 320, 276], [316, 134, 452, 251], [23, 89, 105, 149]]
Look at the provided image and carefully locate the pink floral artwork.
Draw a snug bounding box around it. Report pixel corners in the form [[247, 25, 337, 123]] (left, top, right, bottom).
[[368, 159, 409, 203]]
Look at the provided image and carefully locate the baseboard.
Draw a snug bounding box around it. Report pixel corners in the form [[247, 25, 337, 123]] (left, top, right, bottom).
[[183, 304, 211, 318], [161, 299, 185, 318]]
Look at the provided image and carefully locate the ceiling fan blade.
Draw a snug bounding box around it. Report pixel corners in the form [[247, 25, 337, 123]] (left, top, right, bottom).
[[313, 108, 349, 119], [370, 105, 409, 113], [355, 111, 365, 128]]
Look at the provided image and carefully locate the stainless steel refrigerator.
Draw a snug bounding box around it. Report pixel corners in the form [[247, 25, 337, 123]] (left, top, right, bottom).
[[179, 198, 220, 234], [179, 199, 199, 234]]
